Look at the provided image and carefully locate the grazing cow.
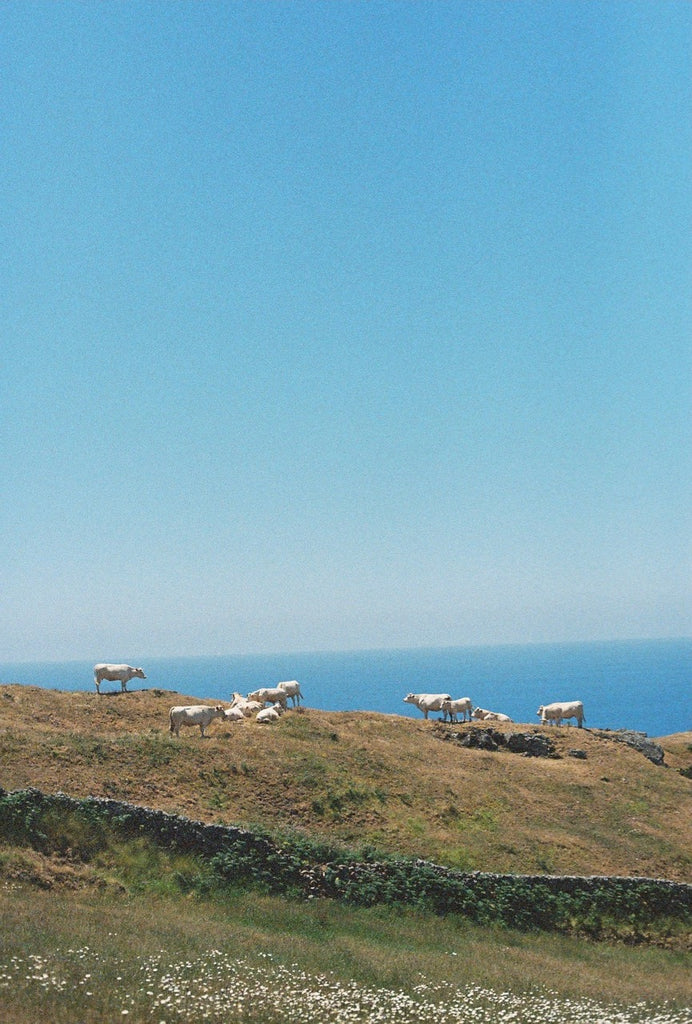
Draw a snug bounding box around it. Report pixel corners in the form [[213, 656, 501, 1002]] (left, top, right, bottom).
[[247, 687, 288, 710], [537, 701, 585, 728], [441, 697, 473, 723], [473, 707, 513, 723], [403, 693, 452, 720], [256, 702, 285, 724], [277, 680, 303, 706], [94, 663, 146, 694], [169, 704, 226, 737]]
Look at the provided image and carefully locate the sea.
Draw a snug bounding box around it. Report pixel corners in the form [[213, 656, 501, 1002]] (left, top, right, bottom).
[[1, 638, 690, 738]]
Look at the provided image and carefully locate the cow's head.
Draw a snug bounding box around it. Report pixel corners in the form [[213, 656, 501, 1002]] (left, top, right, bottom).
[[536, 706, 544, 717], [134, 668, 146, 679], [403, 694, 417, 703]]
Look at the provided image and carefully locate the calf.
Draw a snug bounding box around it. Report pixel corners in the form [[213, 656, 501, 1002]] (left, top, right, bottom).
[[441, 697, 473, 723]]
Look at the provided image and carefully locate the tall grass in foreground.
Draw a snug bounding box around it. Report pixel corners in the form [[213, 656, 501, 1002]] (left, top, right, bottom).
[[1, 885, 690, 1024]]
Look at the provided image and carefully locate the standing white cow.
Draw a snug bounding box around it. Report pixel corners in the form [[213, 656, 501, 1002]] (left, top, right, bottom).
[[537, 701, 585, 728], [277, 680, 303, 706], [169, 704, 226, 737], [94, 663, 146, 694], [441, 697, 473, 723], [403, 693, 452, 720], [247, 687, 288, 710]]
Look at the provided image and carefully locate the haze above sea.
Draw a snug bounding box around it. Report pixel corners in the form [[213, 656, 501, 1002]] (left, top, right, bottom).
[[1, 639, 690, 738]]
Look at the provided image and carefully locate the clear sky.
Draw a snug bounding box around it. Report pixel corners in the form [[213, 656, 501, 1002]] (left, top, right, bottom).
[[2, 1, 690, 662]]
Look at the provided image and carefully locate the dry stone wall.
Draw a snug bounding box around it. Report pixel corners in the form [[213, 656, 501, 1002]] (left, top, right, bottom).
[[1, 787, 690, 938]]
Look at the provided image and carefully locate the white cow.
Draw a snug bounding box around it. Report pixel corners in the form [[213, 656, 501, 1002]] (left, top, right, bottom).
[[277, 680, 303, 706], [441, 697, 473, 723], [403, 693, 452, 720], [537, 701, 585, 728], [169, 704, 226, 737], [94, 663, 146, 694], [247, 687, 288, 710], [229, 693, 263, 717], [473, 707, 513, 723], [256, 703, 285, 724], [223, 706, 245, 723], [241, 701, 263, 717]]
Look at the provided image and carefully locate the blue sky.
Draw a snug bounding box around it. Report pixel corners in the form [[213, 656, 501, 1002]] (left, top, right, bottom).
[[2, 1, 690, 661]]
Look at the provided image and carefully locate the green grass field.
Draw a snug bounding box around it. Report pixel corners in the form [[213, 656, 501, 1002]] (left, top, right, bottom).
[[1, 882, 691, 1024]]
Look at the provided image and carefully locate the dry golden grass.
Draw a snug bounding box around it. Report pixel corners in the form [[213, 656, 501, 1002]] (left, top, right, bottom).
[[1, 684, 691, 880], [656, 731, 692, 772]]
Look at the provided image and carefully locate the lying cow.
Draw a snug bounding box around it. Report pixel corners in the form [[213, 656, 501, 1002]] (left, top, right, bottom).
[[94, 663, 146, 694], [256, 702, 285, 724], [403, 693, 452, 720], [537, 701, 585, 728], [441, 697, 473, 723], [229, 693, 263, 717], [473, 706, 513, 722], [169, 704, 225, 737]]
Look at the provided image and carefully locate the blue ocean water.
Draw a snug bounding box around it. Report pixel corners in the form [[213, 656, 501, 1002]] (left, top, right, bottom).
[[1, 639, 690, 737]]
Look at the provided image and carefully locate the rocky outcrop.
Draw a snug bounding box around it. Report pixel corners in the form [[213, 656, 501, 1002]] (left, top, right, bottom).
[[434, 724, 667, 766], [433, 725, 558, 758], [591, 729, 665, 765]]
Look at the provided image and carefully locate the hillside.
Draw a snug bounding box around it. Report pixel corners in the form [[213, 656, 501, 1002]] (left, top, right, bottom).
[[1, 684, 690, 881]]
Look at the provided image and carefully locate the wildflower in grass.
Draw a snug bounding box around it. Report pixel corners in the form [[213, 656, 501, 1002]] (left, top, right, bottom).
[[0, 947, 689, 1023]]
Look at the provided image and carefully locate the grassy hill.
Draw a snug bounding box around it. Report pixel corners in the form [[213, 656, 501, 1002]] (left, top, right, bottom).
[[1, 684, 690, 882]]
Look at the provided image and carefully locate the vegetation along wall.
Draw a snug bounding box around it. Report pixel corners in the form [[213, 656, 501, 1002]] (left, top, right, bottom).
[[1, 787, 690, 941]]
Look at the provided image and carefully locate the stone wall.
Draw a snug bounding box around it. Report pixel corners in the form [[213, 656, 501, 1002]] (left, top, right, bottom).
[[1, 787, 689, 920]]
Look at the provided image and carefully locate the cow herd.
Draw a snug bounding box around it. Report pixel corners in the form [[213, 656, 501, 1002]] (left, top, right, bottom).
[[92, 664, 585, 737], [167, 681, 304, 736], [403, 692, 585, 728]]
